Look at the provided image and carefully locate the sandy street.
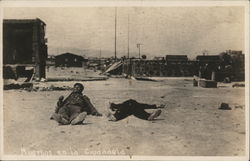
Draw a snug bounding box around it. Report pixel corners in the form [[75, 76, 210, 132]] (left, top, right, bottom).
[[3, 78, 245, 156]]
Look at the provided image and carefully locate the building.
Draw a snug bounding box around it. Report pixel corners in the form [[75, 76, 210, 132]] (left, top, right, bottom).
[[3, 18, 48, 79], [166, 55, 188, 64], [87, 57, 113, 70], [195, 53, 245, 81], [196, 55, 221, 65], [153, 57, 165, 61], [87, 57, 101, 68], [55, 53, 87, 67], [195, 55, 221, 80], [46, 55, 56, 66], [122, 58, 196, 77], [219, 50, 245, 81]]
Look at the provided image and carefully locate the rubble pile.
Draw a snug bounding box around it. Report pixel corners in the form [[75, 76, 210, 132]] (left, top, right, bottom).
[[34, 85, 72, 91], [232, 83, 245, 88], [4, 79, 72, 91], [4, 83, 33, 90]]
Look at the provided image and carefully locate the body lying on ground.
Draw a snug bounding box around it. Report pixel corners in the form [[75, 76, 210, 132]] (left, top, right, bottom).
[[51, 83, 102, 125], [107, 99, 165, 121]]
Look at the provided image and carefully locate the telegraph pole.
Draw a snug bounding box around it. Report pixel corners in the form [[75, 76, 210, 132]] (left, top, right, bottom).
[[137, 43, 143, 59], [127, 14, 130, 59], [114, 7, 117, 61]]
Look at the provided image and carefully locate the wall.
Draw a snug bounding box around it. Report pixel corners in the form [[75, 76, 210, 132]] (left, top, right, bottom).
[[122, 59, 197, 77]]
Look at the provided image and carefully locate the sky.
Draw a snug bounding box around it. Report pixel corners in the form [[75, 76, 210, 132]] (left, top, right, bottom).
[[3, 6, 245, 59]]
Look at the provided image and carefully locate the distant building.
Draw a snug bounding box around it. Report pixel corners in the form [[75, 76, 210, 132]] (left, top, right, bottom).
[[195, 53, 245, 81], [87, 57, 111, 70], [166, 55, 188, 64], [196, 55, 221, 64], [55, 53, 87, 67], [220, 50, 245, 81], [3, 18, 48, 79], [46, 55, 56, 66], [121, 58, 196, 77], [153, 57, 165, 61]]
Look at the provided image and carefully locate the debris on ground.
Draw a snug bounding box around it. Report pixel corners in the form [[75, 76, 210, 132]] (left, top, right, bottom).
[[109, 75, 126, 78], [102, 61, 123, 75], [133, 77, 158, 82], [37, 85, 72, 91], [4, 79, 72, 91], [223, 77, 231, 83], [4, 79, 33, 90], [193, 79, 198, 87], [218, 103, 231, 110], [131, 76, 137, 80], [235, 105, 243, 109], [184, 79, 191, 81], [46, 77, 108, 81], [4, 83, 33, 90], [40, 78, 47, 82], [158, 104, 166, 108], [232, 83, 245, 88], [199, 79, 217, 88], [16, 77, 29, 82]]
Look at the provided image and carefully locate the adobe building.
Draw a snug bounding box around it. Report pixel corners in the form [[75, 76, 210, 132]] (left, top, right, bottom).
[[3, 18, 48, 80], [55, 53, 87, 67]]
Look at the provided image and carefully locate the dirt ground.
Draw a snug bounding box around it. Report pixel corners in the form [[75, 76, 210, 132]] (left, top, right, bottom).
[[3, 77, 245, 156]]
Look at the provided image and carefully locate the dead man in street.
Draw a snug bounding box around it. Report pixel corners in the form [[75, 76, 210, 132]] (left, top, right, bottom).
[[107, 99, 165, 121], [51, 83, 102, 125]]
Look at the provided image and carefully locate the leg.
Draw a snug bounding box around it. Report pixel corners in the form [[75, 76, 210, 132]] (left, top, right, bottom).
[[133, 108, 162, 121], [70, 112, 87, 125], [148, 110, 162, 121], [67, 104, 82, 119], [133, 100, 158, 109], [67, 104, 87, 125], [132, 108, 151, 120], [51, 105, 70, 125], [51, 113, 69, 125], [57, 105, 70, 120]]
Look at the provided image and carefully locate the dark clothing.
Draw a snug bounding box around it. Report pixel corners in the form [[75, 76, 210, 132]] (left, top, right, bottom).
[[55, 92, 100, 121], [111, 99, 157, 121], [56, 104, 83, 122]]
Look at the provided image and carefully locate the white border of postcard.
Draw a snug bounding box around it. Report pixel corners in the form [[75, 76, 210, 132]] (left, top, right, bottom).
[[0, 1, 249, 161]]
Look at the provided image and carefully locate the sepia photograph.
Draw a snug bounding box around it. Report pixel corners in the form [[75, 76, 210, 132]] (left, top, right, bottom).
[[1, 1, 249, 160]]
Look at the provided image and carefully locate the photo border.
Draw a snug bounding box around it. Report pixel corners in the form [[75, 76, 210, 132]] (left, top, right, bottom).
[[0, 1, 249, 160]]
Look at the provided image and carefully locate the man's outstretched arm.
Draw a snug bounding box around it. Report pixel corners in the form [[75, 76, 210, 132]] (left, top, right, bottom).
[[55, 96, 64, 113]]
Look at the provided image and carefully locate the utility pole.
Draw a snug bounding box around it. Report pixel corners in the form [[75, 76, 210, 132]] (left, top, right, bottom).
[[114, 7, 117, 61], [127, 14, 130, 59], [137, 43, 143, 59]]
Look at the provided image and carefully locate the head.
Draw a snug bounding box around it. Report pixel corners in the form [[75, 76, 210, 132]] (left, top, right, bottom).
[[109, 102, 118, 111], [73, 83, 84, 93]]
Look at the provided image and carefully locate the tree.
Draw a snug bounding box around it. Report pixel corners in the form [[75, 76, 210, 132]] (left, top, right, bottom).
[[141, 55, 147, 59]]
